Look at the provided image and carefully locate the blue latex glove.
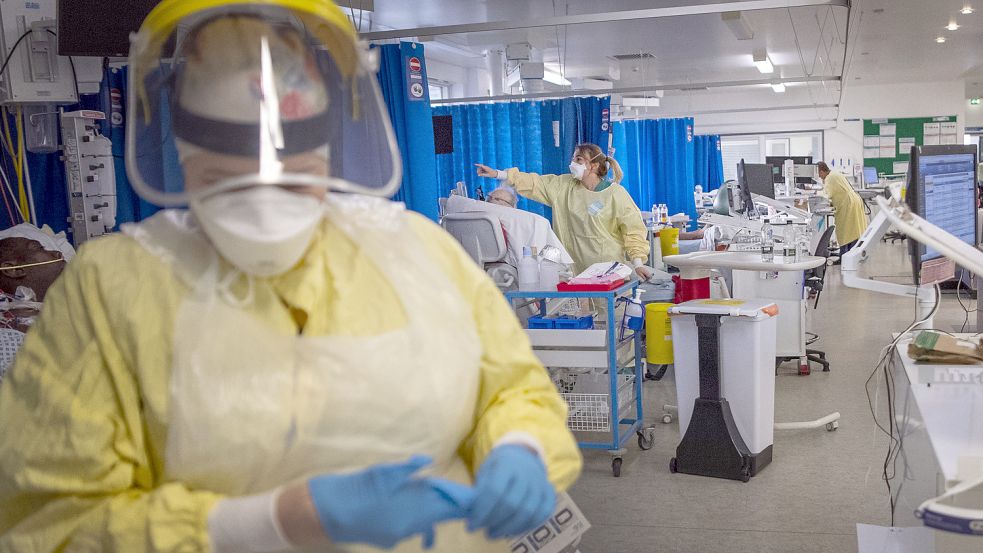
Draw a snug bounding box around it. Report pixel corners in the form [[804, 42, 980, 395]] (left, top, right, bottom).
[[308, 456, 467, 549], [466, 445, 557, 540]]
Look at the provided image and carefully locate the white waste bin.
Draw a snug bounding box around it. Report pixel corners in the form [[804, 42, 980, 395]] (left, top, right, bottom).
[[669, 298, 778, 479]]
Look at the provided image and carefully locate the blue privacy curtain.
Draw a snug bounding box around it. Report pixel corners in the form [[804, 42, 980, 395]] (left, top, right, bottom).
[[377, 42, 440, 220], [693, 135, 725, 192], [612, 118, 697, 229], [433, 96, 610, 219]]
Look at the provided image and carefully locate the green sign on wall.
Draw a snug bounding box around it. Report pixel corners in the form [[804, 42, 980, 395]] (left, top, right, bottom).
[[863, 115, 958, 176]]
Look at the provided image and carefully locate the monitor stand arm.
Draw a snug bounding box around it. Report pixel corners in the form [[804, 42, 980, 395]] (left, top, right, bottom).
[[841, 208, 938, 328]]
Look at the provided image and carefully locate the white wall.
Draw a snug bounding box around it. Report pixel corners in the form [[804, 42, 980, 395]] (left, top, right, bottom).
[[823, 81, 966, 169], [652, 80, 966, 173], [966, 101, 983, 128]]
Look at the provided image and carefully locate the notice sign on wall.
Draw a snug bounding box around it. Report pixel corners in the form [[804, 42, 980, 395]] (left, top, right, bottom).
[[406, 55, 427, 102]]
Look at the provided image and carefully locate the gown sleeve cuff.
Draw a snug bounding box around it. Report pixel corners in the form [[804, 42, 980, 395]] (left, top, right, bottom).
[[208, 489, 293, 553], [493, 431, 547, 463]]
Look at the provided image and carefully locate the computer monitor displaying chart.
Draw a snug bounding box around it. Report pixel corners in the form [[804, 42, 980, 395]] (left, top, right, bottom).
[[905, 145, 978, 283]]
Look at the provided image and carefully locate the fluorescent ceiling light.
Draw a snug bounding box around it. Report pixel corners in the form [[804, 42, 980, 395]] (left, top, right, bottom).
[[623, 97, 661, 107], [753, 49, 774, 73], [961, 6, 975, 15], [544, 69, 571, 86], [946, 21, 960, 30], [936, 36, 947, 43], [771, 83, 786, 93], [721, 11, 754, 40]]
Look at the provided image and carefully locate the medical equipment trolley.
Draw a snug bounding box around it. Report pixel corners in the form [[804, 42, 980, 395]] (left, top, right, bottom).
[[505, 281, 656, 477]]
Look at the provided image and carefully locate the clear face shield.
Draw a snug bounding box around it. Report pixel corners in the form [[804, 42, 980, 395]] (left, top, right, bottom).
[[126, 4, 402, 207]]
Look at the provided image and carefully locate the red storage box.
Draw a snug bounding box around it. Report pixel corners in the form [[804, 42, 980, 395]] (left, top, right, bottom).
[[557, 278, 626, 292]]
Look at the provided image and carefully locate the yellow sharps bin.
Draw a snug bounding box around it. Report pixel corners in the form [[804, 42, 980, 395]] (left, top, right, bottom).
[[659, 227, 680, 256], [646, 302, 673, 364]]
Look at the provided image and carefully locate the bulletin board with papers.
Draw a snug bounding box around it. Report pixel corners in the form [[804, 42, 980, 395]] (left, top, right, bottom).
[[863, 115, 958, 177]]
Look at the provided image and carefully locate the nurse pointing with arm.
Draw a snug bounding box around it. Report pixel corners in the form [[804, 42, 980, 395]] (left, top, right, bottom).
[[0, 2, 581, 552], [477, 143, 653, 281]]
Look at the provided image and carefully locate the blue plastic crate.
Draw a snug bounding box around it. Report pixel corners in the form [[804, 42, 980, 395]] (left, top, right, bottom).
[[527, 316, 556, 329], [553, 315, 594, 330]]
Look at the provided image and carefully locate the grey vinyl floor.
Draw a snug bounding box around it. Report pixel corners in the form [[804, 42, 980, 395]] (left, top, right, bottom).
[[568, 238, 974, 553]]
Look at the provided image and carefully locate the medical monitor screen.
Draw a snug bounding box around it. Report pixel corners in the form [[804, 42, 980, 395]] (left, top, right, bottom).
[[863, 167, 878, 186], [58, 1, 160, 56], [906, 145, 978, 283]]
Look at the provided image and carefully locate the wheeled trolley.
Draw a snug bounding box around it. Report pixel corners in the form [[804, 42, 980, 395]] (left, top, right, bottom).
[[505, 282, 656, 477]]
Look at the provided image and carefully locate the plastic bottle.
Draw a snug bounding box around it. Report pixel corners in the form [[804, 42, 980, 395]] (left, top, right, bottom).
[[783, 221, 797, 261], [539, 260, 561, 291], [625, 288, 645, 331], [518, 246, 540, 290], [760, 219, 774, 263], [650, 204, 659, 227], [796, 228, 811, 262]]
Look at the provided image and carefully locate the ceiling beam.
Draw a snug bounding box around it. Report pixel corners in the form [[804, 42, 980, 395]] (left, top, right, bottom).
[[430, 75, 841, 104], [360, 0, 850, 41], [650, 103, 839, 117]]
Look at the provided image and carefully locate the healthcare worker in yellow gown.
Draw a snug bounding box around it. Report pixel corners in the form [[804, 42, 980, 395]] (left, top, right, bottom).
[[817, 161, 869, 255], [476, 143, 652, 280], [0, 2, 581, 552]]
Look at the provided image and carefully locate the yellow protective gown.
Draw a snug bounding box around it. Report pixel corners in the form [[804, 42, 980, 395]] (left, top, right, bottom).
[[823, 171, 868, 246], [506, 169, 649, 274], [0, 208, 581, 552]]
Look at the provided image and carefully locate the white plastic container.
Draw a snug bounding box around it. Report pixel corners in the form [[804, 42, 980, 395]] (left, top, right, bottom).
[[539, 259, 562, 291], [669, 298, 778, 456], [518, 246, 540, 289]]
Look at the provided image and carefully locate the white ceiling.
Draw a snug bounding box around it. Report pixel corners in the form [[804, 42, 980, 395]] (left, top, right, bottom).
[[355, 0, 983, 102]]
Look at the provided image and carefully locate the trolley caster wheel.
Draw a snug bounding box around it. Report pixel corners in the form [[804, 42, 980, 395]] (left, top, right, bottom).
[[669, 457, 678, 473], [612, 457, 623, 477], [826, 421, 839, 432], [637, 428, 655, 451], [740, 467, 751, 483], [662, 414, 673, 424], [798, 364, 811, 376]]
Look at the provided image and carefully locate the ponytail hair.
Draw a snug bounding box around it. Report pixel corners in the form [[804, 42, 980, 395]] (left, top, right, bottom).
[[575, 143, 623, 183]]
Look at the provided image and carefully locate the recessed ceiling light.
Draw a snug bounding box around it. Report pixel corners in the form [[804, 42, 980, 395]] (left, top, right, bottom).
[[753, 49, 774, 73], [771, 82, 786, 93], [961, 6, 975, 15], [937, 36, 947, 43], [861, 51, 870, 55], [872, 8, 885, 14], [855, 76, 862, 80], [946, 21, 960, 31]]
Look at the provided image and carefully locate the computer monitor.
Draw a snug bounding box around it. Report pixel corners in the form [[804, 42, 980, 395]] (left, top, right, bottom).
[[906, 145, 978, 284], [765, 156, 814, 184], [745, 163, 776, 199], [863, 167, 878, 186]]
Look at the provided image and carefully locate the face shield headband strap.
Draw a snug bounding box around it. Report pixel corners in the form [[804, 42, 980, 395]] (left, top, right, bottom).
[[171, 102, 332, 158]]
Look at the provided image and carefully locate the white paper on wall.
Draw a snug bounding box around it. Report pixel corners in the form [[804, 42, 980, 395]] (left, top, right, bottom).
[[924, 122, 941, 135], [879, 123, 896, 136]]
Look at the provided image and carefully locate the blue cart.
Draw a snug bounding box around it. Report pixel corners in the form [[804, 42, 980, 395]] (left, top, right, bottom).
[[505, 281, 655, 477]]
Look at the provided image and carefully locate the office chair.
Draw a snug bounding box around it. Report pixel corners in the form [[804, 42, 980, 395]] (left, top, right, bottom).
[[803, 225, 835, 372]]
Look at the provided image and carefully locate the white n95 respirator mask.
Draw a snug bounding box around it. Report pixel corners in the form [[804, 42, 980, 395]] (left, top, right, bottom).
[[569, 162, 587, 180], [190, 187, 325, 277]]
